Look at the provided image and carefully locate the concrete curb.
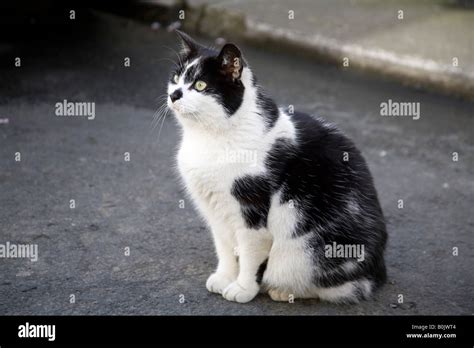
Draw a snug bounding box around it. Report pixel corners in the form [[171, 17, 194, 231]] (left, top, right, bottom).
[[139, 0, 474, 100], [242, 20, 474, 101]]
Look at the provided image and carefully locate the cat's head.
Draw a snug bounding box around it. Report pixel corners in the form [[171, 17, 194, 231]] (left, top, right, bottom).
[[167, 31, 251, 131]]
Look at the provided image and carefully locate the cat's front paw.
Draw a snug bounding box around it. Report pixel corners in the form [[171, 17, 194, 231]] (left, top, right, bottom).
[[206, 273, 234, 294], [222, 281, 259, 303]]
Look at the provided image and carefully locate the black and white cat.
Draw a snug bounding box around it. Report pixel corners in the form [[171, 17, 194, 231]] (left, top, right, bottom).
[[167, 31, 387, 303]]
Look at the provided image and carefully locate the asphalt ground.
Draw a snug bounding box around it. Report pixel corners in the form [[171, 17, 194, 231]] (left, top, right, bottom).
[[0, 11, 472, 315]]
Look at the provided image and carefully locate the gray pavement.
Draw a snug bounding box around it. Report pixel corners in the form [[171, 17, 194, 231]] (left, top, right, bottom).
[[175, 0, 474, 98], [0, 12, 473, 315]]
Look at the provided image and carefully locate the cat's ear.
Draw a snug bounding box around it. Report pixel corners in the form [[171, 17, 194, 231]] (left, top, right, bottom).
[[217, 43, 243, 81], [175, 30, 200, 55]]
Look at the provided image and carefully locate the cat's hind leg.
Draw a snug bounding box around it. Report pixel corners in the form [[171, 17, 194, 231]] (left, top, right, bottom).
[[262, 236, 317, 300], [268, 288, 292, 302]]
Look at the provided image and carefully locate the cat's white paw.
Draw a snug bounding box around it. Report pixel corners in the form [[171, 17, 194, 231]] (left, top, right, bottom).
[[268, 288, 292, 302], [206, 273, 234, 294], [222, 281, 259, 303]]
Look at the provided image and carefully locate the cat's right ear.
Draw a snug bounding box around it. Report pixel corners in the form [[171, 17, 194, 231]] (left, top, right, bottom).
[[217, 43, 243, 81], [175, 30, 200, 56]]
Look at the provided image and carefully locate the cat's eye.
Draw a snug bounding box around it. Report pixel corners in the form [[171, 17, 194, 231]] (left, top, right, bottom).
[[194, 80, 207, 91], [173, 74, 179, 84]]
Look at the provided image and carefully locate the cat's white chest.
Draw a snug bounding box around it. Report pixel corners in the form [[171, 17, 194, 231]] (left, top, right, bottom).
[[177, 132, 263, 225], [178, 142, 228, 197], [178, 135, 234, 213]]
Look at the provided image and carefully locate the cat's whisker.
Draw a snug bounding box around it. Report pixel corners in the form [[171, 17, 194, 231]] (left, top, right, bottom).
[[155, 93, 169, 101], [154, 105, 169, 130], [150, 103, 169, 132], [156, 107, 170, 142], [157, 57, 179, 69], [162, 45, 184, 69], [188, 111, 205, 129]]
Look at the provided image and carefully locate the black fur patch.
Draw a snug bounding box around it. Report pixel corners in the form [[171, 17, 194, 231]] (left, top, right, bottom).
[[231, 175, 272, 229], [231, 111, 387, 288], [231, 137, 294, 229], [256, 88, 279, 129], [198, 57, 245, 115], [256, 258, 268, 284]]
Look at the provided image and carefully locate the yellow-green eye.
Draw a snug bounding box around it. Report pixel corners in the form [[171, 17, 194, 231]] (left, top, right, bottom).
[[173, 74, 179, 84], [194, 80, 207, 91]]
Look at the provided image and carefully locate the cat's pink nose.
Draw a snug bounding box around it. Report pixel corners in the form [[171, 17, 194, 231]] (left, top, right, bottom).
[[170, 89, 183, 103]]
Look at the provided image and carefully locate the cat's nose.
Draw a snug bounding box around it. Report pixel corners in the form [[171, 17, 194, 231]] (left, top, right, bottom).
[[169, 89, 183, 103]]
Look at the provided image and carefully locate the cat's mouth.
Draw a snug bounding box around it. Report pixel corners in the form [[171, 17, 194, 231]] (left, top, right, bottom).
[[170, 104, 196, 119]]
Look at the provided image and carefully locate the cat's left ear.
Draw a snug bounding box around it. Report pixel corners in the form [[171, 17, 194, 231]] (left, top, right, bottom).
[[218, 43, 244, 81], [175, 30, 201, 55]]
